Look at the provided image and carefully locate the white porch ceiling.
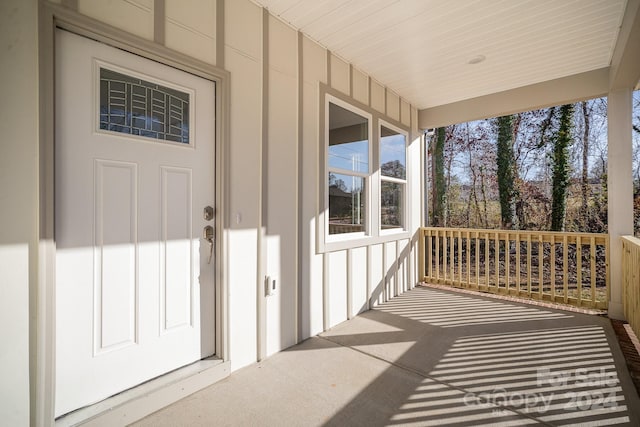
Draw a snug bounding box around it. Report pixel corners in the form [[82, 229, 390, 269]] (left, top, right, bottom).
[[252, 0, 628, 110]]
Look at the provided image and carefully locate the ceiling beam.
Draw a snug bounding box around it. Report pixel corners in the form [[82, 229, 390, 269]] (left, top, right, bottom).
[[418, 68, 609, 129], [609, 0, 640, 90]]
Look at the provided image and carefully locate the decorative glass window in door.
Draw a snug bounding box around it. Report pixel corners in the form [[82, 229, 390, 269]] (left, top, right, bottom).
[[99, 67, 190, 144]]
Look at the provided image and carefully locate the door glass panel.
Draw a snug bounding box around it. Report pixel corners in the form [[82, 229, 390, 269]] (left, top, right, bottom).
[[99, 67, 190, 144]]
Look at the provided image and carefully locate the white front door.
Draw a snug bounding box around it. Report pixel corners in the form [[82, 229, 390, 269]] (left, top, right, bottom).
[[55, 30, 216, 417]]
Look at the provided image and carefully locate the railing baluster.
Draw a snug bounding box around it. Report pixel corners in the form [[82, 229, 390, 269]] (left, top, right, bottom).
[[577, 235, 582, 306], [458, 230, 463, 286], [443, 231, 448, 283], [475, 231, 480, 288], [504, 231, 511, 295], [550, 234, 555, 300], [527, 233, 532, 297], [419, 229, 425, 283], [494, 232, 499, 290], [427, 229, 432, 280], [538, 234, 543, 299], [435, 229, 440, 282], [466, 230, 471, 286], [485, 232, 489, 288], [516, 232, 521, 293], [590, 236, 596, 306], [606, 235, 611, 304], [563, 234, 568, 303], [450, 231, 455, 283]]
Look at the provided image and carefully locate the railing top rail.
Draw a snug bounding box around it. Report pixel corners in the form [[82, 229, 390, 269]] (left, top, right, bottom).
[[621, 235, 640, 247], [420, 226, 609, 239]]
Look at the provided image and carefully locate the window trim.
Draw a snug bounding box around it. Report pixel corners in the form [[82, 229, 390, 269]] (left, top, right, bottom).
[[319, 87, 412, 253]]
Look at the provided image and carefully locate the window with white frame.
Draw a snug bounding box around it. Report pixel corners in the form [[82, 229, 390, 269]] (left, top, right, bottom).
[[324, 95, 409, 248], [380, 124, 407, 231], [327, 101, 370, 236]]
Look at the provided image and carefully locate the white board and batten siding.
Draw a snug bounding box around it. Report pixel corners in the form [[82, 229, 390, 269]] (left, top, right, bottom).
[[54, 0, 422, 372]]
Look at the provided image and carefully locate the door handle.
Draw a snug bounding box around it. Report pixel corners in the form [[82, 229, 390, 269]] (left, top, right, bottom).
[[203, 225, 214, 264]]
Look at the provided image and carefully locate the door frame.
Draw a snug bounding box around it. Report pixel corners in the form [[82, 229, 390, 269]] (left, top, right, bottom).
[[37, 2, 230, 424]]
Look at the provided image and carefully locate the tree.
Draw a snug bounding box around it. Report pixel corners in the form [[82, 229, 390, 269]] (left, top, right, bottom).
[[431, 127, 446, 226], [496, 115, 516, 228], [551, 104, 574, 231], [580, 101, 592, 229]]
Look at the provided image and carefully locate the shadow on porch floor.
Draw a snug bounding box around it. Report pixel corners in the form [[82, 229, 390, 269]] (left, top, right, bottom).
[[133, 287, 640, 426]]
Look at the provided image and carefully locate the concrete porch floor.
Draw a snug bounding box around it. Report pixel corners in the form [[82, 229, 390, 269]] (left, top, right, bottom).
[[133, 286, 640, 426]]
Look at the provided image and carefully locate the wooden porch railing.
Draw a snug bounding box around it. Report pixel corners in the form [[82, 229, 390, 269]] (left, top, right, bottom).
[[418, 227, 610, 309], [622, 236, 640, 337]]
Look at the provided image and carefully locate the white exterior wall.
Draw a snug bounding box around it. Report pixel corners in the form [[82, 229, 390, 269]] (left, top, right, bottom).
[[165, 0, 217, 64], [3, 0, 422, 422], [78, 0, 154, 41], [0, 0, 38, 424]]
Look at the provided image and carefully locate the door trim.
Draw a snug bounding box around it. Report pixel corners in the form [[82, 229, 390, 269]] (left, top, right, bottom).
[[38, 3, 230, 424]]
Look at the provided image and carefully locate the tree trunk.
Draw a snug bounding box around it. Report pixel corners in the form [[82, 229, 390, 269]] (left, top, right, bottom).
[[551, 104, 574, 231], [497, 115, 516, 229], [431, 127, 446, 226], [470, 165, 482, 226], [581, 101, 590, 229], [445, 139, 454, 227], [479, 165, 489, 227]]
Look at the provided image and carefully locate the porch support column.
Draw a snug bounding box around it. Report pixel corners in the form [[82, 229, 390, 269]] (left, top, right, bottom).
[[607, 88, 634, 320]]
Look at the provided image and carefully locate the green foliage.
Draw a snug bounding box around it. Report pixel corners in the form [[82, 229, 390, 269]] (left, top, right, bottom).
[[431, 127, 446, 226], [496, 115, 516, 228], [551, 104, 574, 231]]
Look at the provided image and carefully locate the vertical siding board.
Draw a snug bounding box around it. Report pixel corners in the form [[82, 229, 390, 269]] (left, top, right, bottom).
[[223, 0, 262, 370], [296, 30, 303, 343], [352, 68, 368, 105], [265, 15, 298, 354], [301, 34, 325, 338], [347, 249, 353, 319], [329, 53, 350, 95]]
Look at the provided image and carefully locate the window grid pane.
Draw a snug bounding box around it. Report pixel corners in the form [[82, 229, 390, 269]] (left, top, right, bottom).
[[328, 102, 369, 173], [380, 126, 406, 179], [381, 180, 404, 229], [328, 172, 366, 235], [99, 68, 190, 144]]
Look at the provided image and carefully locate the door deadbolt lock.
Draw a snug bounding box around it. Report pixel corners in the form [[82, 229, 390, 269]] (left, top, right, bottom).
[[203, 206, 214, 221]]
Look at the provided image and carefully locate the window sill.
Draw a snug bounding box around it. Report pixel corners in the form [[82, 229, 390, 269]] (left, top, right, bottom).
[[319, 230, 411, 253]]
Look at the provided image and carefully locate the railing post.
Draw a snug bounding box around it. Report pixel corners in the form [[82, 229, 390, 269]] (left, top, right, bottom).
[[418, 228, 425, 284], [622, 236, 640, 337]]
